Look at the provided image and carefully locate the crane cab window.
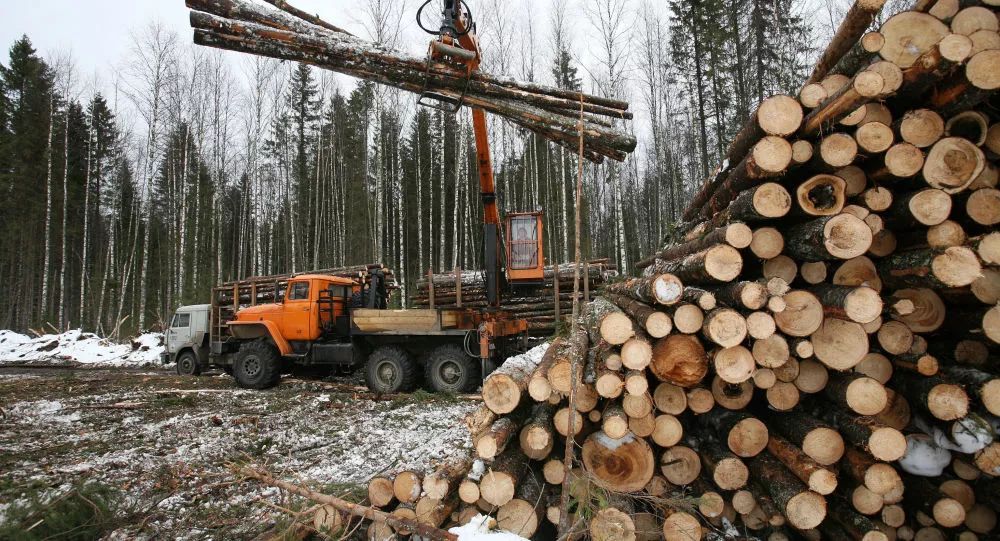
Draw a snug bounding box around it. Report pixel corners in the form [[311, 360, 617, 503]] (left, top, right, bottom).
[[509, 216, 539, 270], [328, 286, 350, 298], [288, 282, 310, 301], [171, 313, 190, 328]]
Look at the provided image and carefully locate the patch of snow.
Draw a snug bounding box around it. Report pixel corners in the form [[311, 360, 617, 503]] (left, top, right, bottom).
[[899, 434, 951, 476], [493, 343, 549, 376], [593, 431, 635, 451], [0, 329, 164, 367], [654, 279, 682, 303], [449, 514, 530, 541], [7, 399, 81, 424], [469, 459, 486, 481]]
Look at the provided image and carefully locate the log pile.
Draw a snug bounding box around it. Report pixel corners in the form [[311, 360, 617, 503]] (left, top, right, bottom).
[[411, 261, 618, 336], [183, 0, 636, 163], [606, 0, 999, 538]]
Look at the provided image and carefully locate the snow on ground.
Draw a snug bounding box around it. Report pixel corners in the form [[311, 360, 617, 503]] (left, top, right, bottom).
[[0, 368, 478, 538], [0, 328, 164, 367], [450, 514, 530, 541]]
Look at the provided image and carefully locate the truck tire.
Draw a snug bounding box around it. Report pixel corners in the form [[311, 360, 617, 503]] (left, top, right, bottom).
[[425, 344, 480, 394], [365, 346, 417, 393], [234, 341, 282, 390], [175, 351, 202, 376]]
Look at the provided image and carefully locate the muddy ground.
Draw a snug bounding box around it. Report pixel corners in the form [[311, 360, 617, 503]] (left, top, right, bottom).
[[0, 367, 477, 540]]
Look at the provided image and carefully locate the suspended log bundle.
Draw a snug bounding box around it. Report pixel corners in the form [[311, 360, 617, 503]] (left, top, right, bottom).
[[412, 261, 618, 337], [184, 0, 636, 163], [623, 0, 1000, 538]]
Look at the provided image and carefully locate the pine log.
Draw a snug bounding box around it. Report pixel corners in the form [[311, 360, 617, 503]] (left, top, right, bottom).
[[424, 453, 473, 500], [646, 244, 743, 284], [683, 96, 803, 220], [753, 334, 790, 368], [605, 274, 683, 306], [828, 408, 907, 462], [700, 410, 769, 458], [700, 438, 750, 490], [812, 132, 859, 170], [841, 446, 902, 496], [711, 280, 769, 310], [828, 496, 891, 541], [785, 213, 873, 261], [651, 414, 684, 448], [482, 345, 545, 414], [681, 287, 717, 310], [696, 142, 795, 220], [653, 382, 688, 415], [590, 506, 637, 541], [748, 452, 827, 529], [546, 327, 589, 395], [519, 405, 556, 460], [666, 303, 705, 334], [479, 446, 529, 507], [824, 372, 889, 416], [659, 444, 702, 485], [637, 224, 753, 270], [235, 467, 457, 541], [649, 334, 708, 388], [476, 417, 519, 460], [903, 475, 968, 528], [855, 122, 895, 154], [713, 345, 755, 385], [368, 476, 396, 508], [894, 371, 970, 421], [581, 431, 656, 492], [393, 470, 423, 504], [879, 11, 951, 68], [582, 297, 634, 346], [923, 137, 986, 193], [801, 70, 885, 136], [767, 411, 845, 466], [811, 284, 883, 324], [894, 34, 974, 107], [805, 0, 888, 84], [767, 434, 838, 495], [795, 174, 847, 217], [774, 290, 825, 337], [938, 366, 1000, 417], [878, 246, 982, 289], [702, 308, 748, 348], [415, 495, 458, 528]]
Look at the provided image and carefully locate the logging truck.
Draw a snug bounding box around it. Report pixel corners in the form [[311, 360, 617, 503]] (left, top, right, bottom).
[[164, 0, 569, 394], [162, 266, 531, 393]]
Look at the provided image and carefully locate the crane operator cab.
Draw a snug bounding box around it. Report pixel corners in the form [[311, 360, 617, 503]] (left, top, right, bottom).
[[505, 211, 545, 287]]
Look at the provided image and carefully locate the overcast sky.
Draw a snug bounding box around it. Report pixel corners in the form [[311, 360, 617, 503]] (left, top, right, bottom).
[[0, 0, 398, 84]]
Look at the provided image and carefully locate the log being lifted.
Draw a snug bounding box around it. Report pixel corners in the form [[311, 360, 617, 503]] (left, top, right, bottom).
[[185, 0, 636, 162]]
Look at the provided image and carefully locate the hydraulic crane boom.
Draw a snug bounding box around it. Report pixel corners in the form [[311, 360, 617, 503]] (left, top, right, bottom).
[[418, 0, 544, 308]]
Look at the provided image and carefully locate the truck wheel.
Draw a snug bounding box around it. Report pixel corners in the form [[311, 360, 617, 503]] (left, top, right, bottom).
[[365, 346, 417, 393], [234, 341, 282, 390], [425, 344, 480, 394], [175, 351, 201, 376]]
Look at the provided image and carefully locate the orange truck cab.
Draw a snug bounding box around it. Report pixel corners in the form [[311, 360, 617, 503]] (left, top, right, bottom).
[[163, 270, 527, 393]]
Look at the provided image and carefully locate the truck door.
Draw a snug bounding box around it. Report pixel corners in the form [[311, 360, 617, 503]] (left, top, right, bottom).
[[167, 312, 192, 354], [283, 280, 314, 341]]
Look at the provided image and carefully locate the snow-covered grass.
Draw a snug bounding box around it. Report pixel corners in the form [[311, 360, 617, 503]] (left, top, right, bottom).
[[0, 329, 164, 367], [0, 369, 478, 538]]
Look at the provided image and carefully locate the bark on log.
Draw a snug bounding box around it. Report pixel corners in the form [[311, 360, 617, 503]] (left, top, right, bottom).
[[604, 274, 684, 306], [748, 452, 828, 529], [877, 246, 982, 289], [479, 446, 529, 507], [784, 213, 873, 261], [637, 224, 753, 270], [767, 434, 838, 495], [805, 0, 888, 84], [646, 244, 743, 284], [767, 411, 845, 466]]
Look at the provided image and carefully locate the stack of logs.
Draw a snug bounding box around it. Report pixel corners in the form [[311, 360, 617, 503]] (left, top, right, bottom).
[[411, 261, 617, 336], [363, 0, 1000, 539]]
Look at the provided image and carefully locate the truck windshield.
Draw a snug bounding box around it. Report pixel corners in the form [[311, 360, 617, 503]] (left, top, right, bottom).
[[288, 282, 310, 301], [171, 313, 190, 328]]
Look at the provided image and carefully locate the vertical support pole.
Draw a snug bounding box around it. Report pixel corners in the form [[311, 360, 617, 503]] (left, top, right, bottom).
[[584, 263, 590, 302], [455, 266, 462, 308], [428, 269, 435, 309], [553, 271, 560, 325]]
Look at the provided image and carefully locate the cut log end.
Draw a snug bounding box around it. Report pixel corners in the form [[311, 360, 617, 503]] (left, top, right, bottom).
[[803, 427, 846, 466], [757, 95, 804, 136], [932, 246, 982, 288], [785, 490, 827, 530], [728, 417, 769, 458], [824, 213, 874, 260], [870, 426, 907, 462], [927, 383, 969, 420]]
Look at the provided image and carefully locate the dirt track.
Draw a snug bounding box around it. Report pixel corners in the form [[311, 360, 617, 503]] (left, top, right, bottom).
[[0, 367, 476, 539]]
